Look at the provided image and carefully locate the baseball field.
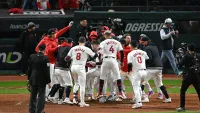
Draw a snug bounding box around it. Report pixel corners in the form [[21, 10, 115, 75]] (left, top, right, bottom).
[[0, 75, 200, 113]]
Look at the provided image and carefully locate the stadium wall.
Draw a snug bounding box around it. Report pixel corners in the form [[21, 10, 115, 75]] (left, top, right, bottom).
[[1, 11, 200, 75]]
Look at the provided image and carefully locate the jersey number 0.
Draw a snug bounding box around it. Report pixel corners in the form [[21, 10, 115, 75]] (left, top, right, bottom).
[[137, 56, 142, 63], [76, 53, 81, 60]]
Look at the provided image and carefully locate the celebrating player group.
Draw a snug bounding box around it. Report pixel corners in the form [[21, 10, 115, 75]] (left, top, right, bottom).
[[35, 19, 174, 109]]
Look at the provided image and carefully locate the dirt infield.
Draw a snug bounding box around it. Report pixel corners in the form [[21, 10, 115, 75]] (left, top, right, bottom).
[[0, 74, 181, 82], [0, 93, 200, 113], [0, 75, 199, 113]]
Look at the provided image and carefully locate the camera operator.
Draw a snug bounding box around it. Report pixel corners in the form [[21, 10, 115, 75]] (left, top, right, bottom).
[[160, 18, 182, 76], [176, 44, 200, 112], [107, 18, 124, 36], [175, 43, 188, 65]]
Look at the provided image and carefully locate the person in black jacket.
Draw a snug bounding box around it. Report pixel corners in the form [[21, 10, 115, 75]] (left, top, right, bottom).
[[176, 44, 200, 112], [20, 22, 39, 76], [28, 44, 51, 113], [47, 37, 73, 105], [75, 19, 91, 45], [140, 36, 171, 103]]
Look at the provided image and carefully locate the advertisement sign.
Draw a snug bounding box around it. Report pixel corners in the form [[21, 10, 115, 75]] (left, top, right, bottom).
[[0, 19, 71, 31], [0, 44, 22, 70]]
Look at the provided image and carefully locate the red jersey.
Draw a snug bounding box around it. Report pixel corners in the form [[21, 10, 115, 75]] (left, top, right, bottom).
[[35, 26, 70, 64], [117, 45, 132, 72]]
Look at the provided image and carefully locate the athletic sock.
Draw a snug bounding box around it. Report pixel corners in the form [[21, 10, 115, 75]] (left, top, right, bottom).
[[49, 84, 60, 97], [117, 79, 122, 95], [73, 91, 78, 99], [59, 86, 64, 99], [160, 85, 169, 99], [141, 84, 145, 91], [66, 86, 72, 98], [99, 79, 104, 95]]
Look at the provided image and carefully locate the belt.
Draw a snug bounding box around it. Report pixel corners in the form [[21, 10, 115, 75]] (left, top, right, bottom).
[[138, 69, 146, 71], [97, 65, 101, 68], [104, 56, 115, 59]]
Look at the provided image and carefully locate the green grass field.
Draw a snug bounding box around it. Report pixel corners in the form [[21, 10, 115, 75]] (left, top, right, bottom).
[[0, 79, 196, 94]]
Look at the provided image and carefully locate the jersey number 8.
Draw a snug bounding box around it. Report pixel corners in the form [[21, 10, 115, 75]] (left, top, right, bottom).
[[76, 53, 81, 60]]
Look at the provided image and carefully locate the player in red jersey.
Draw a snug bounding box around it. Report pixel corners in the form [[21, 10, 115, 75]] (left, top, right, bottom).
[[35, 21, 74, 100], [117, 34, 132, 98]]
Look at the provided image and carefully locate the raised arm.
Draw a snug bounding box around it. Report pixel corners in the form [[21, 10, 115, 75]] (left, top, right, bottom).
[[55, 21, 74, 39]]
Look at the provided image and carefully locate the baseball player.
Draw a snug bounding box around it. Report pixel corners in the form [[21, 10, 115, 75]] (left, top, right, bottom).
[[85, 40, 102, 100], [139, 36, 171, 103], [97, 30, 124, 100], [86, 41, 119, 102], [47, 37, 73, 105], [118, 35, 132, 99], [35, 21, 74, 99], [127, 40, 149, 109], [65, 37, 98, 107]]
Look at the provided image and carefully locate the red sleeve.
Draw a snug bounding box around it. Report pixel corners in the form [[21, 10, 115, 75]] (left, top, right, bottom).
[[55, 26, 70, 39], [117, 51, 121, 60], [35, 39, 45, 52], [37, 2, 42, 9], [70, 0, 79, 8], [47, 46, 57, 55], [58, 0, 64, 9], [47, 2, 51, 9]]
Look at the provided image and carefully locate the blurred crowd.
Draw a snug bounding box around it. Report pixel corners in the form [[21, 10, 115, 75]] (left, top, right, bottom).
[[8, 0, 89, 11]]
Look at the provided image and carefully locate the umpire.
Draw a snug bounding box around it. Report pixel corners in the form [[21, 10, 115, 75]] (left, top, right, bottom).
[[28, 44, 51, 113], [176, 44, 200, 112]]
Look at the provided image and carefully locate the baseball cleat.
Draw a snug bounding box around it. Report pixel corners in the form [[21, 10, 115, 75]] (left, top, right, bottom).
[[107, 95, 116, 101], [176, 71, 183, 77], [79, 102, 90, 107], [130, 98, 136, 104], [63, 98, 73, 105], [176, 107, 185, 112], [96, 95, 103, 99], [142, 97, 149, 103], [45, 97, 50, 102], [132, 103, 142, 109], [148, 90, 154, 98], [163, 98, 172, 103], [157, 93, 163, 99], [99, 96, 107, 103], [48, 96, 58, 104], [122, 91, 127, 99], [57, 99, 64, 105], [72, 98, 78, 104], [115, 95, 124, 101], [87, 95, 95, 100]]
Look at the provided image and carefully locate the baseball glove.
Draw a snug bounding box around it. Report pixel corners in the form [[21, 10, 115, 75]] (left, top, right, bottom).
[[26, 81, 31, 92]]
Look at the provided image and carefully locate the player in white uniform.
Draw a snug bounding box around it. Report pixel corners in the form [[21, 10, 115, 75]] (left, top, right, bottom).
[[97, 30, 125, 100], [85, 40, 102, 100], [127, 40, 149, 109], [65, 37, 97, 107]]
